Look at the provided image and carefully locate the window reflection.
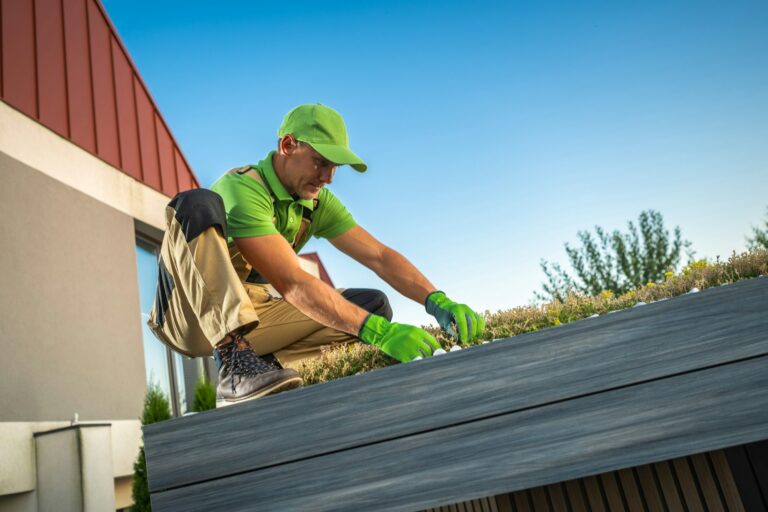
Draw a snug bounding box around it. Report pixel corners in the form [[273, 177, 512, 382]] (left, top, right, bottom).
[[135, 243, 174, 404]]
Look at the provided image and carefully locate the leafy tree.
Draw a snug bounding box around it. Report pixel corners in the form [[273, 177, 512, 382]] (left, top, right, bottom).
[[132, 384, 171, 512], [746, 206, 768, 250], [191, 378, 217, 412], [538, 210, 693, 302]]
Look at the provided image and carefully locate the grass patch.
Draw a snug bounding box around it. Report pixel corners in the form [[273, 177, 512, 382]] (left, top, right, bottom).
[[297, 249, 768, 386]]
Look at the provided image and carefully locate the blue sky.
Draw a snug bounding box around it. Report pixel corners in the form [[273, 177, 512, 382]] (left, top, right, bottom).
[[104, 0, 768, 327]]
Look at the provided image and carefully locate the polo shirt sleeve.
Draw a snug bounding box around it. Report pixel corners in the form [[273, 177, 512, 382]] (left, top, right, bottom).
[[312, 189, 357, 239], [211, 174, 278, 239]]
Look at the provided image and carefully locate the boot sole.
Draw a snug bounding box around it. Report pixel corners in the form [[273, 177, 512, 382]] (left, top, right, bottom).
[[216, 376, 304, 408]]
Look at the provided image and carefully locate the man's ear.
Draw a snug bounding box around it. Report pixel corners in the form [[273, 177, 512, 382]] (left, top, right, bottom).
[[278, 134, 299, 155]]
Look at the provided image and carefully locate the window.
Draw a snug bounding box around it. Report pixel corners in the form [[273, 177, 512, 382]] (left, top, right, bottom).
[[135, 237, 212, 415]]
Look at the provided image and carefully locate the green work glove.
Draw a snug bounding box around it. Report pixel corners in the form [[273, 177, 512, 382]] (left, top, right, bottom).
[[425, 291, 485, 343], [358, 314, 441, 362]]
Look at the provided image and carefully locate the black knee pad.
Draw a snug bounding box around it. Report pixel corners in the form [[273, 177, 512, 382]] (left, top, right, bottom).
[[342, 288, 393, 321], [168, 189, 227, 242]]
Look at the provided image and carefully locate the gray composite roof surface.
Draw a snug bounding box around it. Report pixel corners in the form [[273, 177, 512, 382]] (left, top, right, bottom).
[[144, 277, 768, 512]]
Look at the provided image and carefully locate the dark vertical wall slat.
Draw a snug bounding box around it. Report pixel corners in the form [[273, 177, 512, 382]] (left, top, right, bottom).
[[655, 461, 684, 511], [545, 484, 567, 512], [86, 0, 119, 168], [134, 79, 160, 190], [2, 0, 38, 118], [671, 457, 705, 510], [155, 115, 177, 195], [635, 465, 664, 512], [529, 487, 548, 511], [599, 473, 625, 511], [727, 445, 768, 511], [691, 453, 725, 511], [564, 480, 587, 512], [582, 476, 606, 512], [495, 493, 513, 512], [710, 450, 746, 512], [746, 441, 768, 506], [62, 0, 95, 153], [513, 491, 531, 512], [617, 468, 644, 512], [110, 39, 141, 181], [35, 0, 69, 137]]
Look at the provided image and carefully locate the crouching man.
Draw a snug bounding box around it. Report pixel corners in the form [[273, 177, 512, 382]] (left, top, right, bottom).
[[149, 104, 484, 407]]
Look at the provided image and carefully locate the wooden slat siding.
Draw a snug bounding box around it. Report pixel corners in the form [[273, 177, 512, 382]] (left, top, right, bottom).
[[545, 483, 568, 511], [725, 444, 768, 511], [672, 456, 705, 510], [63, 0, 96, 154], [496, 493, 513, 512], [599, 472, 625, 511], [635, 465, 665, 511], [513, 491, 532, 512], [618, 468, 645, 512], [144, 278, 768, 492], [35, 0, 69, 137], [503, 449, 747, 512], [2, 0, 38, 118], [692, 453, 725, 511], [530, 486, 549, 511], [148, 357, 768, 512], [87, 0, 120, 168], [564, 480, 587, 512], [655, 460, 686, 512], [583, 475, 607, 512], [710, 451, 746, 512]]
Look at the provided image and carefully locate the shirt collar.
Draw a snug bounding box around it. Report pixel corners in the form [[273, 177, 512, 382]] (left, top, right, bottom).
[[259, 151, 315, 210]]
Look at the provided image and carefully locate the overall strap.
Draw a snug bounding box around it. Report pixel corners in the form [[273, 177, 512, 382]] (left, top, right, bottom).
[[224, 165, 319, 284]]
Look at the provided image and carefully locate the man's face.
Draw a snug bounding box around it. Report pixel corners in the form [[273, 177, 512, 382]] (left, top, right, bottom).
[[282, 138, 338, 200]]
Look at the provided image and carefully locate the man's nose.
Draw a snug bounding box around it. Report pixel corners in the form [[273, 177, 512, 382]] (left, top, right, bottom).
[[319, 167, 336, 183]]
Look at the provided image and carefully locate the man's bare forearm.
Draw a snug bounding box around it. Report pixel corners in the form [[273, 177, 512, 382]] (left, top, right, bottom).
[[281, 270, 370, 336], [373, 248, 437, 306]]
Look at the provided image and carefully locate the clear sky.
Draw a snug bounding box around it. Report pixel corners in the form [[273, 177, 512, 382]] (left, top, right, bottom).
[[103, 0, 768, 327]]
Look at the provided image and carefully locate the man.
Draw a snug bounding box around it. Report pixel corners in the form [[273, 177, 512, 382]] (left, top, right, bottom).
[[154, 103, 485, 407]]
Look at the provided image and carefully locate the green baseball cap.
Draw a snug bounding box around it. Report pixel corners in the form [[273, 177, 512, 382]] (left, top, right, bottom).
[[278, 104, 367, 172]]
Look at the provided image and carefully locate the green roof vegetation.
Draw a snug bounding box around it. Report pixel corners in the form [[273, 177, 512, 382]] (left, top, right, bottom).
[[298, 249, 768, 386]]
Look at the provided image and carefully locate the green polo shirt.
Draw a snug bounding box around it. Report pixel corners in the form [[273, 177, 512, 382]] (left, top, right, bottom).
[[210, 151, 357, 253]]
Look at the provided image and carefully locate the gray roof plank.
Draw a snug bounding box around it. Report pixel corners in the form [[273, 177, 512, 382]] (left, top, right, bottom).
[[144, 278, 768, 492], [150, 355, 768, 511]]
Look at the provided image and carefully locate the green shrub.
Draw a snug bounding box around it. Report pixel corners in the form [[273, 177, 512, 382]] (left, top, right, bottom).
[[192, 378, 217, 412], [132, 383, 171, 512]]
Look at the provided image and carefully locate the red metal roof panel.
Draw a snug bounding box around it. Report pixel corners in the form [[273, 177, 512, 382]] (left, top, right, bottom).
[[88, 0, 120, 168], [2, 0, 38, 118], [35, 0, 69, 138], [63, 0, 96, 153]]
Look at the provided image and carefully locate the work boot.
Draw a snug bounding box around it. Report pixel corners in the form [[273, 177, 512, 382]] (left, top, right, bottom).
[[213, 335, 303, 407]]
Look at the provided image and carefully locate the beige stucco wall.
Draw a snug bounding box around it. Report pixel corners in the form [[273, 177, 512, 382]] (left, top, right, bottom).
[[0, 150, 147, 422]]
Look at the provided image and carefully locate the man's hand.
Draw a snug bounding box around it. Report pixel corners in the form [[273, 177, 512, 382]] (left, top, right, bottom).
[[358, 314, 441, 362], [425, 291, 485, 344]]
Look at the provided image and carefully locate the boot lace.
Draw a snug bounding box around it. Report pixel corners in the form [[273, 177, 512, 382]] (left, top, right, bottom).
[[217, 334, 280, 393]]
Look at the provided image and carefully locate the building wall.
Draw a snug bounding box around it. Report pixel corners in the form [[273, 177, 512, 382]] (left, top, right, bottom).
[[0, 150, 147, 422]]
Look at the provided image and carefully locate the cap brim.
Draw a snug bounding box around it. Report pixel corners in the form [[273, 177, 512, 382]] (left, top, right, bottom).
[[306, 142, 367, 173]]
